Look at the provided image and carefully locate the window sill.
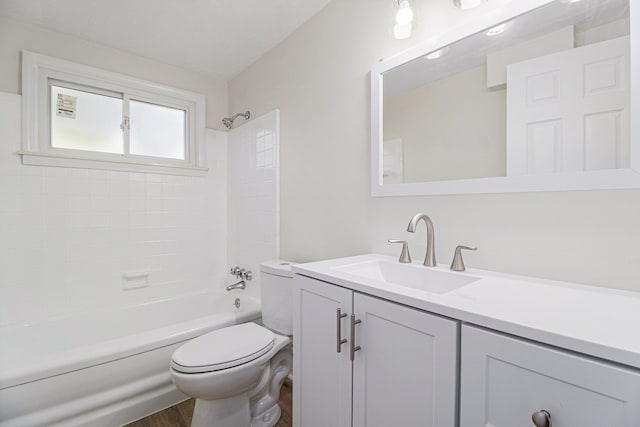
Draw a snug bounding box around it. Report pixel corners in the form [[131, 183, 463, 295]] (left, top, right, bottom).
[[18, 151, 209, 177]]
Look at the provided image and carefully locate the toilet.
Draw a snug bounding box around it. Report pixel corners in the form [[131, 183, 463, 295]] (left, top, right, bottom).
[[170, 261, 294, 427]]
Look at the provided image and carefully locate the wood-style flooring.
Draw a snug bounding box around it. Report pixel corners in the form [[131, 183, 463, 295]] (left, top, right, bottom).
[[125, 379, 292, 427]]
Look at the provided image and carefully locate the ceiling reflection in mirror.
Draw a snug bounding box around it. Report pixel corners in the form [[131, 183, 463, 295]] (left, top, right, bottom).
[[382, 0, 629, 185]]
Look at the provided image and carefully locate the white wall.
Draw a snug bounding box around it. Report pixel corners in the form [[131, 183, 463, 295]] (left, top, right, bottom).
[[227, 110, 280, 297], [229, 0, 640, 291], [0, 16, 228, 130], [0, 93, 228, 325]]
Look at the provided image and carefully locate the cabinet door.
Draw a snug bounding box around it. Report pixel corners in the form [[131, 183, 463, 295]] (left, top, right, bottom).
[[460, 325, 640, 427], [352, 293, 458, 427], [293, 275, 353, 427]]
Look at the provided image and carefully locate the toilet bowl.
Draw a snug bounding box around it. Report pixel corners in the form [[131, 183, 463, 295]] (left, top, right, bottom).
[[170, 261, 294, 427]]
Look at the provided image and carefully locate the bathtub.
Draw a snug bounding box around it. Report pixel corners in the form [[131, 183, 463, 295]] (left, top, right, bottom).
[[0, 291, 260, 427]]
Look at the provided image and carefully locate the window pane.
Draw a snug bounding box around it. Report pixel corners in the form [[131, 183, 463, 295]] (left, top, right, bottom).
[[129, 100, 186, 160], [50, 85, 123, 154]]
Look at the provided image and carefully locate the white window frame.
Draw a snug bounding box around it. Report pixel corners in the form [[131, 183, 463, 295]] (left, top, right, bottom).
[[20, 51, 208, 175]]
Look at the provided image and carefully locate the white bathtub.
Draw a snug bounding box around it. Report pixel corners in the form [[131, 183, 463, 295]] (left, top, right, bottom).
[[0, 291, 260, 427]]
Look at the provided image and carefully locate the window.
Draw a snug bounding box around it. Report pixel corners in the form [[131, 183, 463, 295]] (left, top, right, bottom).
[[50, 84, 124, 154], [21, 51, 207, 175], [129, 100, 186, 159]]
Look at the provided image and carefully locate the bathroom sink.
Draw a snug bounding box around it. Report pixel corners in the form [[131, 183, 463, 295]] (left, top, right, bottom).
[[332, 259, 479, 294]]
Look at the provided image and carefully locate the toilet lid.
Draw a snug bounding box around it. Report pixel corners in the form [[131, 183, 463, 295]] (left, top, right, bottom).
[[171, 323, 275, 373]]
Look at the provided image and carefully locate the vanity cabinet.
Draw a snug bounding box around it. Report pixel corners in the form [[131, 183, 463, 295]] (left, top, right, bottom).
[[293, 275, 458, 427], [460, 325, 640, 426]]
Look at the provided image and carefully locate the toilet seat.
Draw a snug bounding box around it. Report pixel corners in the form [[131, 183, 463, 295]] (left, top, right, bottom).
[[171, 323, 275, 374]]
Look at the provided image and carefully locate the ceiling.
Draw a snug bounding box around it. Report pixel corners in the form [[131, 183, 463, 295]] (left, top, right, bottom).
[[384, 0, 629, 98], [0, 0, 332, 79]]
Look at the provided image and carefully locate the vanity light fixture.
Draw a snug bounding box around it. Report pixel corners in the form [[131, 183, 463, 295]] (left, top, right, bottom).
[[394, 0, 414, 39], [394, 23, 413, 39], [486, 23, 506, 36], [395, 0, 414, 26], [453, 0, 484, 10]]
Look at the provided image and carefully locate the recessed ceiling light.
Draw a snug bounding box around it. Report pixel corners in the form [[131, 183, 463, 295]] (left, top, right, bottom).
[[426, 48, 449, 60], [486, 23, 506, 36], [453, 0, 484, 10]]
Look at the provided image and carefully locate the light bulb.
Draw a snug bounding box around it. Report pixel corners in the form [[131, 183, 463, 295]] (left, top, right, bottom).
[[396, 0, 414, 26], [394, 23, 412, 39]]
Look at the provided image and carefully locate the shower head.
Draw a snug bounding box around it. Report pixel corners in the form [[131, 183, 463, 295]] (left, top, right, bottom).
[[222, 110, 251, 129]]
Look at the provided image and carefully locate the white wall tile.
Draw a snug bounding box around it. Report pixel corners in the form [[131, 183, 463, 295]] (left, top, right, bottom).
[[227, 110, 280, 297], [0, 93, 228, 325]]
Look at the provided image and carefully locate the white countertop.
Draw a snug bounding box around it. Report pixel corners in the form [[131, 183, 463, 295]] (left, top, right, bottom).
[[292, 254, 640, 370]]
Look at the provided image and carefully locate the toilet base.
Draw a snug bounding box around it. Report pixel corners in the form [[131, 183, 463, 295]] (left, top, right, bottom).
[[251, 403, 281, 427], [192, 394, 250, 427], [189, 393, 284, 427]]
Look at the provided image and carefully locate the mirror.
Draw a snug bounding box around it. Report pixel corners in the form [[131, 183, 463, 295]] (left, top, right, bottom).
[[371, 0, 640, 196]]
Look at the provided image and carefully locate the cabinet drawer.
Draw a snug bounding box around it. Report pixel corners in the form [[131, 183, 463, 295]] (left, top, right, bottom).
[[460, 325, 640, 427]]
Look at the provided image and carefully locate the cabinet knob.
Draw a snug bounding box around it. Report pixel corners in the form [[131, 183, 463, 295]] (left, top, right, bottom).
[[531, 409, 552, 427]]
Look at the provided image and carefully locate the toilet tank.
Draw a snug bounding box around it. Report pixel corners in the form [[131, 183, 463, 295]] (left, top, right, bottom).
[[260, 260, 294, 335]]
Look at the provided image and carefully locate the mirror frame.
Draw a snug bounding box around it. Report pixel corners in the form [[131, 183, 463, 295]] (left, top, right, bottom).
[[371, 0, 640, 196]]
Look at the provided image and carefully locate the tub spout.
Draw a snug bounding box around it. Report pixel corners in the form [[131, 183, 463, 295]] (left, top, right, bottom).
[[226, 280, 246, 291]]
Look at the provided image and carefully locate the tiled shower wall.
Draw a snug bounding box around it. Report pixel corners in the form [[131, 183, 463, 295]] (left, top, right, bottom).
[[0, 93, 228, 326], [227, 110, 280, 297]]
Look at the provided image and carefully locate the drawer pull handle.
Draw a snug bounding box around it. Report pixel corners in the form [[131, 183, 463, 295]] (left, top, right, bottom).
[[350, 314, 362, 361], [336, 308, 347, 353], [531, 409, 551, 427]]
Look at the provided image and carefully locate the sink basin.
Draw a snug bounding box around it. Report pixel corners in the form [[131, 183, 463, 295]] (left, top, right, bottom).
[[332, 259, 479, 294]]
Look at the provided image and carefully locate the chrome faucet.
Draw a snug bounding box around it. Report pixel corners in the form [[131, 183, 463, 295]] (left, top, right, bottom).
[[226, 279, 246, 291], [407, 213, 436, 267]]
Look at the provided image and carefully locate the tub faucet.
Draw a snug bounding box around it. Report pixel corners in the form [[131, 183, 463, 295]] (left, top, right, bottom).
[[226, 280, 246, 291], [407, 213, 436, 267]]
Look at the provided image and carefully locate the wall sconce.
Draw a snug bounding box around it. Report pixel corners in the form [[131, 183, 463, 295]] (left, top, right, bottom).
[[453, 0, 484, 9], [394, 0, 414, 39]]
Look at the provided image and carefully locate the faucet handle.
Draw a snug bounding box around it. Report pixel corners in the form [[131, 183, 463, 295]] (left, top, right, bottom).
[[388, 240, 412, 263], [450, 245, 477, 272]]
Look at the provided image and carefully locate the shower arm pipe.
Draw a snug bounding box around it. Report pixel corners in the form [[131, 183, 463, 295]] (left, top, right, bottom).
[[229, 111, 250, 121]]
